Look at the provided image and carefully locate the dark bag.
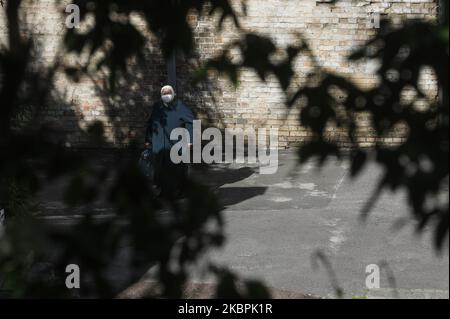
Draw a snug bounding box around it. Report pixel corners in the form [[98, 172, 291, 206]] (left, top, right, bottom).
[[139, 148, 154, 181]]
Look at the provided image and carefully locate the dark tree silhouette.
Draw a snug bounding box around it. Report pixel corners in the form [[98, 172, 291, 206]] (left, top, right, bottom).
[[0, 0, 448, 297]]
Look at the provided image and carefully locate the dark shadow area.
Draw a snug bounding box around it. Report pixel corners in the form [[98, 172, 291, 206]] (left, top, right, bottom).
[[1, 0, 447, 299], [195, 166, 256, 186], [193, 166, 268, 208], [216, 187, 267, 208]]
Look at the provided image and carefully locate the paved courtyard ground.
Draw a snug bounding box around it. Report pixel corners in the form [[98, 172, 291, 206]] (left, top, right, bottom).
[[37, 150, 449, 299], [200, 151, 449, 299]]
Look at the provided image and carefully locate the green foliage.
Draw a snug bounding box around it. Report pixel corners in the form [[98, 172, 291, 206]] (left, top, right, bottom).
[[200, 33, 303, 90], [289, 21, 449, 250], [0, 0, 448, 298], [62, 0, 244, 89]]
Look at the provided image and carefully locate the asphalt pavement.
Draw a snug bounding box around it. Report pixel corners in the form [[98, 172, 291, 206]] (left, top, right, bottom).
[[34, 150, 449, 299]]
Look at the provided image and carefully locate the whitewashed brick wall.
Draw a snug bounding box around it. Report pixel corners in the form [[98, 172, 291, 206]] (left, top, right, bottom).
[[0, 0, 440, 148]]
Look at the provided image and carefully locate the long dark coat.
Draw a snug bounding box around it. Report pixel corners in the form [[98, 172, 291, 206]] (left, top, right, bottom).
[[145, 99, 194, 196]]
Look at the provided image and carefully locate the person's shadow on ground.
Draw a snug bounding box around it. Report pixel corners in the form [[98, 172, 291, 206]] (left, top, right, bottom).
[[192, 165, 268, 208]]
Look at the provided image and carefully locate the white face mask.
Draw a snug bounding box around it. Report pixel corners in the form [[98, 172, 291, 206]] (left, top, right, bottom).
[[161, 94, 174, 104]]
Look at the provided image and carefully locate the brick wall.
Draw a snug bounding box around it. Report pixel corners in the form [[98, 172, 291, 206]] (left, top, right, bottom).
[[0, 0, 440, 148]]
